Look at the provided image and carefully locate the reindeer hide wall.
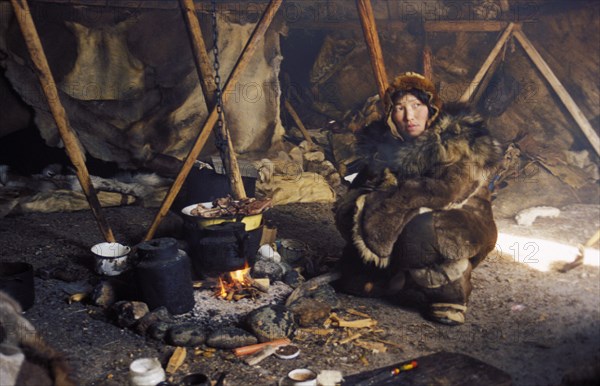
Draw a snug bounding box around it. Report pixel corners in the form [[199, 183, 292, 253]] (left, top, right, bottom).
[[0, 3, 285, 171]]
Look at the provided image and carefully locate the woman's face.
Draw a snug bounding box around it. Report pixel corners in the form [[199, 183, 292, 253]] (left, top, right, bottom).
[[391, 94, 430, 139]]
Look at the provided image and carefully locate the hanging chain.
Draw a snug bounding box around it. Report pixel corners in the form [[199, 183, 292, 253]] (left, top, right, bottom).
[[211, 0, 227, 154]]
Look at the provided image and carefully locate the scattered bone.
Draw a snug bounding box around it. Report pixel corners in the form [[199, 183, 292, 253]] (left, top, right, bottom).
[[354, 339, 387, 353], [339, 332, 362, 344], [166, 347, 186, 374], [298, 328, 335, 336], [374, 338, 404, 349], [346, 308, 370, 318], [328, 313, 377, 329]]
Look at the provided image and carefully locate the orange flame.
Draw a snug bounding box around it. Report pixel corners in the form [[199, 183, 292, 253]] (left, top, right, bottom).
[[217, 276, 227, 298], [229, 264, 251, 285], [216, 263, 252, 299]]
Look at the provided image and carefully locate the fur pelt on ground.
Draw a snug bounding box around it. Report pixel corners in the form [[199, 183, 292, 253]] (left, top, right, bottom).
[[0, 291, 77, 386], [0, 164, 172, 216]]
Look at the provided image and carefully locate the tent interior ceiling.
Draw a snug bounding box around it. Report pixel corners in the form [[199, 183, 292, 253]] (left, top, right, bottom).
[[0, 0, 598, 217]]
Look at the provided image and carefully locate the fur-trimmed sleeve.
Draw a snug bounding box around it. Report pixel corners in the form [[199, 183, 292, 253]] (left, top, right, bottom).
[[351, 121, 404, 189]]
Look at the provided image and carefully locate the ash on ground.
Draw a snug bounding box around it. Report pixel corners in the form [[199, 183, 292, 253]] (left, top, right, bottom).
[[175, 281, 294, 329]]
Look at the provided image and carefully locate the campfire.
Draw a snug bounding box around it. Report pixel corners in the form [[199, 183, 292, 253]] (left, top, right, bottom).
[[215, 264, 269, 301]]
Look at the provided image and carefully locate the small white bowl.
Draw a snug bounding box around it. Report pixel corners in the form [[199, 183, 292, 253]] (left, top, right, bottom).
[[287, 368, 317, 386], [91, 242, 131, 276], [275, 344, 300, 360]]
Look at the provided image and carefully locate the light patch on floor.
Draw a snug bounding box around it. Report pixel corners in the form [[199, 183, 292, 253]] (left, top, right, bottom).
[[495, 232, 599, 272]]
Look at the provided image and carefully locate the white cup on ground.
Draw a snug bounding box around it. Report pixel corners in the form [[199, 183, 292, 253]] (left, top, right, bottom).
[[91, 242, 131, 276]]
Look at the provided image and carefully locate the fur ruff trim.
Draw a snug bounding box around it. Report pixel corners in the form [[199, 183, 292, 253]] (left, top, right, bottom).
[[352, 194, 390, 268]]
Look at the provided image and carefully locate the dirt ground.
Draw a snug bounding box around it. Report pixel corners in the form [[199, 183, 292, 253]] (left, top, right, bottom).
[[1, 200, 599, 386]]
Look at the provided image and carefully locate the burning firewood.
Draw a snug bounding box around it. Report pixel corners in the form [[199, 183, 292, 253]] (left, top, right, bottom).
[[192, 281, 204, 289], [211, 264, 272, 302]]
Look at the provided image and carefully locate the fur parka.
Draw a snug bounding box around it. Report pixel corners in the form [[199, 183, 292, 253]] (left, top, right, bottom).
[[335, 103, 502, 270]]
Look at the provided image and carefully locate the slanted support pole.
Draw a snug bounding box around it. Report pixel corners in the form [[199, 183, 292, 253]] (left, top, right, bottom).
[[356, 0, 388, 104], [144, 0, 283, 241], [460, 22, 515, 103], [10, 0, 115, 243], [179, 0, 246, 200], [179, 0, 217, 104], [284, 100, 315, 147], [512, 27, 600, 157], [423, 45, 433, 80]]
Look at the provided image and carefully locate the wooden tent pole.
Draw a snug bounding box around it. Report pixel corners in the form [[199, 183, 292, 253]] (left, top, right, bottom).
[[284, 100, 315, 147], [424, 21, 507, 32], [179, 0, 246, 200], [356, 0, 389, 103], [423, 45, 433, 80], [10, 0, 115, 243], [220, 122, 247, 200], [144, 0, 283, 241], [460, 22, 515, 103], [179, 0, 217, 103], [512, 28, 600, 157]]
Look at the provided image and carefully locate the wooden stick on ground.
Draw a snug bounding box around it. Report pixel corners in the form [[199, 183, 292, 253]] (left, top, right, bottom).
[[559, 229, 600, 273], [10, 0, 115, 243], [512, 28, 600, 157], [144, 0, 283, 241], [356, 0, 389, 104], [285, 271, 341, 307], [244, 345, 277, 366], [460, 22, 515, 104], [233, 338, 291, 357]]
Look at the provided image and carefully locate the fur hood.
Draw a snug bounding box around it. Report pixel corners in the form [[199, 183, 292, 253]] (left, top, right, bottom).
[[383, 72, 443, 127]]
